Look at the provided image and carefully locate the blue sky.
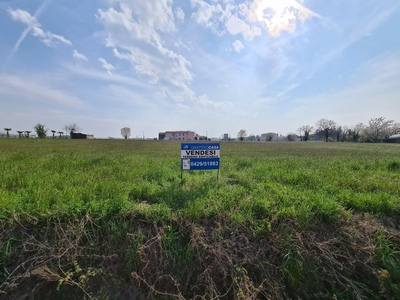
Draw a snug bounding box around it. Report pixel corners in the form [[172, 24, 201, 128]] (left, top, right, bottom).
[[1, 0, 399, 138]]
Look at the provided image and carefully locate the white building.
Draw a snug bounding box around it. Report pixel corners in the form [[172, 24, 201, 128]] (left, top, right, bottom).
[[158, 131, 207, 141]]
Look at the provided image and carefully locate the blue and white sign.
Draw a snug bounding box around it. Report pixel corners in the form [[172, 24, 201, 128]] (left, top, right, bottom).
[[181, 143, 220, 170]]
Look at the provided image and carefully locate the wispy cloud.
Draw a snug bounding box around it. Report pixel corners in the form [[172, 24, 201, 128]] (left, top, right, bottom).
[[97, 0, 196, 103], [232, 40, 245, 52], [63, 63, 151, 89], [6, 1, 71, 67], [0, 74, 83, 108], [72, 50, 88, 61], [175, 7, 185, 21], [98, 58, 115, 74]]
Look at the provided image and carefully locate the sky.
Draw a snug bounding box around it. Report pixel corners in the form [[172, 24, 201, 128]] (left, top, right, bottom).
[[1, 0, 399, 139]]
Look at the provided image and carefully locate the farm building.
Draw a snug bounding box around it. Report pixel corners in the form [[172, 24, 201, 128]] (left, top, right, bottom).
[[71, 133, 94, 139], [158, 131, 207, 141], [387, 134, 400, 143]]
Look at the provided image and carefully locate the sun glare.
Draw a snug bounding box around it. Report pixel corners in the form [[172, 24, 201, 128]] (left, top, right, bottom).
[[252, 0, 311, 36]]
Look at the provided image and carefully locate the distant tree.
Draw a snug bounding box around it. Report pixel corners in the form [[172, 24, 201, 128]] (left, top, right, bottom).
[[265, 132, 275, 141], [344, 123, 364, 142], [63, 123, 82, 135], [316, 119, 337, 142], [34, 123, 48, 139], [17, 131, 24, 139], [237, 129, 247, 141], [4, 128, 11, 139], [51, 130, 56, 139], [362, 117, 400, 142], [298, 125, 314, 142], [286, 133, 297, 141], [58, 131, 63, 139], [121, 127, 131, 140], [25, 131, 31, 139], [336, 126, 342, 142]]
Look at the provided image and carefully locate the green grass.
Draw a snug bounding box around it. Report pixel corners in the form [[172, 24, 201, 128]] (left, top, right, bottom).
[[1, 139, 400, 299], [1, 139, 399, 225]]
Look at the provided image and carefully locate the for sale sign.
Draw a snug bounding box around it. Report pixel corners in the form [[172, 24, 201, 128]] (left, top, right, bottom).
[[181, 143, 220, 170]]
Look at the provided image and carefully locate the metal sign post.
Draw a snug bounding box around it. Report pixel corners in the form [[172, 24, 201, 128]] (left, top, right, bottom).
[[181, 143, 220, 183]]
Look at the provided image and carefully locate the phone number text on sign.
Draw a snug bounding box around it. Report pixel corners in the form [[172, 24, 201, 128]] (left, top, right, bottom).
[[182, 158, 220, 170]]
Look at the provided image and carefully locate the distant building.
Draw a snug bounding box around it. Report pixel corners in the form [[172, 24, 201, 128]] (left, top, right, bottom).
[[222, 133, 229, 140], [158, 131, 206, 141], [387, 134, 400, 143], [71, 132, 94, 139]]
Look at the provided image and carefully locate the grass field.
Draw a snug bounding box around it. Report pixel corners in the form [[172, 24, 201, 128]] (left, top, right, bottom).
[[1, 139, 400, 299]]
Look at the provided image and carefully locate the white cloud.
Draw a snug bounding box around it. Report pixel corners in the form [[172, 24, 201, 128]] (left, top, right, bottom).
[[72, 50, 88, 61], [118, 0, 175, 32], [97, 1, 196, 103], [225, 15, 261, 39], [0, 74, 83, 108], [8, 8, 72, 48], [64, 63, 151, 89], [8, 8, 37, 25], [232, 40, 244, 52], [248, 0, 321, 37], [190, 0, 320, 39], [98, 58, 115, 74], [191, 0, 223, 27], [197, 94, 233, 110], [175, 7, 185, 21]]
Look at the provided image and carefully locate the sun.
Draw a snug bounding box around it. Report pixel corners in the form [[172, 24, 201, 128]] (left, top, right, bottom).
[[252, 0, 311, 36]]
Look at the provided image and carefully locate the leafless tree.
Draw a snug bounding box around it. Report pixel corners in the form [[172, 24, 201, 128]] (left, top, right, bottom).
[[298, 125, 314, 141], [51, 130, 56, 139], [315, 119, 336, 142], [121, 127, 131, 140], [25, 131, 31, 138], [58, 131, 63, 139], [63, 123, 82, 135]]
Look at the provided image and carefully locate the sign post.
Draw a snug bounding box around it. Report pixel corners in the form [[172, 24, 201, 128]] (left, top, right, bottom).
[[181, 143, 220, 183]]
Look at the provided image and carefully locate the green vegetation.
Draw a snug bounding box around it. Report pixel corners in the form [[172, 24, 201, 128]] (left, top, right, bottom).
[[1, 139, 399, 299]]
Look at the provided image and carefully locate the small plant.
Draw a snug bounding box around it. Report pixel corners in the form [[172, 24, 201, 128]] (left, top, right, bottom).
[[57, 260, 104, 291]]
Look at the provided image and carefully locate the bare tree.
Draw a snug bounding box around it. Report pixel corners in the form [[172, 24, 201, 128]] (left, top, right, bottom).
[[316, 119, 336, 142], [362, 117, 400, 142], [63, 123, 82, 135], [121, 127, 131, 139], [237, 129, 247, 141], [51, 130, 56, 139], [25, 131, 31, 139], [58, 131, 63, 139], [4, 128, 11, 139], [298, 125, 314, 142]]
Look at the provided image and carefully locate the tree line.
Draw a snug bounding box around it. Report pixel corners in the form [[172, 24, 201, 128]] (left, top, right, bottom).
[[1, 123, 81, 139], [236, 117, 400, 143]]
